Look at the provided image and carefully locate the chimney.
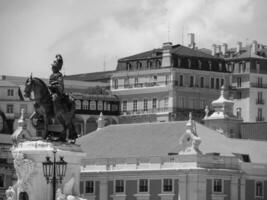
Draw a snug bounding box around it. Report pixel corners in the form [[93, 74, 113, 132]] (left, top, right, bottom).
[[97, 112, 105, 130], [252, 40, 258, 54], [161, 42, 172, 68], [222, 43, 228, 55], [188, 33, 196, 49], [236, 41, 242, 53], [212, 44, 216, 56]]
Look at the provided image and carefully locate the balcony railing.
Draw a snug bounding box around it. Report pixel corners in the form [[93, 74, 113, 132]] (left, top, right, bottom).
[[121, 107, 170, 115], [256, 116, 265, 122], [251, 83, 267, 89], [112, 81, 171, 90], [256, 99, 265, 105]]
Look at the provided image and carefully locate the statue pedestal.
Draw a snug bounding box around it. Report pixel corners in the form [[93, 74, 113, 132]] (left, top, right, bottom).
[[11, 140, 86, 200]]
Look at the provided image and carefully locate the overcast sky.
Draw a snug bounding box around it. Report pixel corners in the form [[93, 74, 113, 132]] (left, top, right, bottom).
[[1, 0, 267, 78]]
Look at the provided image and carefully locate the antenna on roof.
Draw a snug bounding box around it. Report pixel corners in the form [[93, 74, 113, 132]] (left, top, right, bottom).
[[167, 21, 170, 42], [182, 25, 184, 45]]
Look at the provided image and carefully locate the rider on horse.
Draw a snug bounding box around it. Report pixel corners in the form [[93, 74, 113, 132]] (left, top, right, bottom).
[[49, 54, 64, 103]]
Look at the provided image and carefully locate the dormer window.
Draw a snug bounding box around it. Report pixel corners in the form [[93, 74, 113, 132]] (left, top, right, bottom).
[[177, 58, 181, 67], [218, 63, 222, 71], [198, 60, 202, 69], [127, 63, 132, 71], [7, 89, 14, 96], [188, 59, 191, 68], [208, 61, 212, 71]]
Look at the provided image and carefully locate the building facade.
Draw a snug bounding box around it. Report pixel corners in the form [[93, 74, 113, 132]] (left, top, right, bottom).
[[77, 117, 267, 200], [111, 41, 230, 122]]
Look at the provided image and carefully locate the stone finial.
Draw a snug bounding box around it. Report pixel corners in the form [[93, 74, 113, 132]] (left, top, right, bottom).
[[220, 85, 225, 97], [18, 109, 26, 129], [97, 112, 105, 130], [204, 105, 209, 119]]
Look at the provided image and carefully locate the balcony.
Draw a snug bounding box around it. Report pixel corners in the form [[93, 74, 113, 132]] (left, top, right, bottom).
[[112, 81, 171, 90], [121, 107, 170, 115], [256, 99, 265, 105], [251, 83, 267, 89]]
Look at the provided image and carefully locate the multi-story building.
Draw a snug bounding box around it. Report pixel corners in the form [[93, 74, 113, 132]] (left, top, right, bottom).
[[0, 133, 15, 200], [0, 79, 34, 133], [110, 39, 230, 122], [77, 114, 267, 200], [212, 40, 267, 122]]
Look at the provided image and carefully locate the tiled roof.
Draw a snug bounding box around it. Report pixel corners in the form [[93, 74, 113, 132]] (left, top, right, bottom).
[[77, 121, 267, 164], [225, 46, 267, 60], [0, 80, 18, 87], [119, 44, 216, 61], [65, 71, 114, 82]]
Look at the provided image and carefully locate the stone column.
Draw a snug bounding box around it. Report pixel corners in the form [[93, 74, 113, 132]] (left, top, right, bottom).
[[231, 177, 238, 200], [178, 174, 187, 200], [240, 177, 246, 200], [99, 178, 108, 200]]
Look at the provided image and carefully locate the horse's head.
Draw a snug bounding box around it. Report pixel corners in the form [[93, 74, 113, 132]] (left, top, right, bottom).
[[24, 74, 34, 98]]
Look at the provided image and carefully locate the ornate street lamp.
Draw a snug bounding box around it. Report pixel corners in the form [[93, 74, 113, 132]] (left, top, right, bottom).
[[42, 148, 67, 200]]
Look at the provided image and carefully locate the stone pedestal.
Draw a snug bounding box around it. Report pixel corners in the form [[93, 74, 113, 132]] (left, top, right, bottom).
[[10, 140, 86, 200]]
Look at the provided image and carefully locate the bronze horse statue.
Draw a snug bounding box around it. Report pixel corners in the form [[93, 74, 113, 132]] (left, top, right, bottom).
[[24, 75, 77, 142]]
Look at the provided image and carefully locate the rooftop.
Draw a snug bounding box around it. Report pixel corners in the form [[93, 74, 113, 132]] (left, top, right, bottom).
[[77, 121, 267, 164]]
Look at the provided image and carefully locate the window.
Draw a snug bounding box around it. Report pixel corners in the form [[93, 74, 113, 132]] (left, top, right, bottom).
[[111, 104, 118, 112], [236, 91, 242, 99], [258, 77, 263, 88], [237, 77, 242, 87], [257, 108, 263, 121], [97, 101, 103, 111], [219, 63, 222, 71], [255, 181, 263, 198], [75, 100, 81, 109], [139, 179, 148, 193], [238, 63, 242, 73], [178, 96, 185, 108], [188, 59, 191, 68], [133, 100, 137, 112], [200, 77, 204, 88], [82, 101, 89, 110], [90, 101, 96, 110], [113, 79, 118, 89], [256, 62, 260, 73], [104, 102, 110, 111], [122, 101, 127, 112], [115, 180, 124, 193], [216, 78, 220, 89], [0, 174, 4, 188], [257, 92, 263, 103], [85, 181, 94, 193], [211, 78, 215, 89], [177, 58, 181, 67], [134, 77, 139, 87], [213, 179, 222, 193], [143, 99, 148, 111], [152, 98, 157, 109], [190, 76, 194, 87], [6, 104, 13, 113], [127, 63, 132, 71], [164, 97, 168, 108], [163, 179, 173, 192], [7, 89, 14, 96], [198, 60, 202, 69], [124, 78, 129, 88], [179, 75, 183, 87]]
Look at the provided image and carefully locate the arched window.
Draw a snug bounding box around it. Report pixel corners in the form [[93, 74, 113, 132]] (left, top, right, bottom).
[[82, 100, 89, 110], [90, 101, 96, 110], [97, 101, 103, 111], [75, 100, 81, 110]]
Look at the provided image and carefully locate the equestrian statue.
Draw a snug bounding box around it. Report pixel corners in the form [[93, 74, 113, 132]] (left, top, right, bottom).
[[24, 54, 77, 143]]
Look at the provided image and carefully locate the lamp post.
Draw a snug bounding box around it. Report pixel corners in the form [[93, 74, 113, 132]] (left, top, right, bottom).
[[42, 148, 67, 200]]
